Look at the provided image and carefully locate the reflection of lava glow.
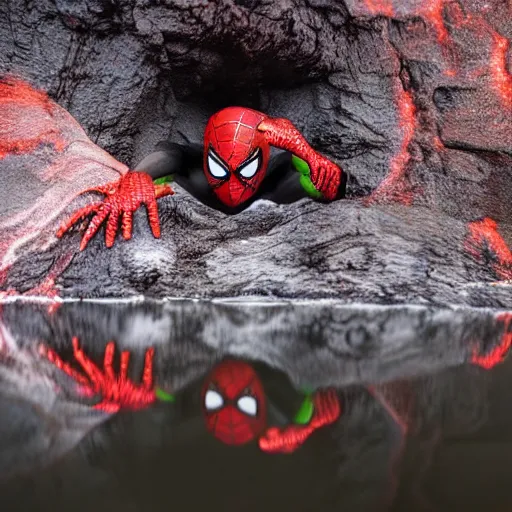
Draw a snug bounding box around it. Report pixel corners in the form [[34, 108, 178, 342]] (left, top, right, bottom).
[[466, 218, 512, 280], [490, 32, 512, 107], [472, 314, 512, 370]]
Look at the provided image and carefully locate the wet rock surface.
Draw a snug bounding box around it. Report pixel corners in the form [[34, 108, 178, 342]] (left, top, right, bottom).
[[0, 300, 510, 512]]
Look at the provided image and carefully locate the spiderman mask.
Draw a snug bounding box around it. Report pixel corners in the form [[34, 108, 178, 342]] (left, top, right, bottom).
[[201, 359, 267, 446], [203, 107, 270, 207]]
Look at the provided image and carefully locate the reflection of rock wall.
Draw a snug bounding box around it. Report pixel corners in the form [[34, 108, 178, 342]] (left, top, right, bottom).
[[377, 362, 512, 511], [1, 301, 506, 388], [0, 362, 504, 512], [0, 301, 510, 510], [0, 319, 106, 480]]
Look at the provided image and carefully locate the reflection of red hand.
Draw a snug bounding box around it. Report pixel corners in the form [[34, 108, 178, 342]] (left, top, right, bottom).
[[39, 337, 156, 413], [57, 171, 174, 250], [259, 389, 341, 454]]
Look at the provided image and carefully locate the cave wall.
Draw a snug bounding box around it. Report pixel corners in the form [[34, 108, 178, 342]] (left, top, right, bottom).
[[0, 0, 511, 301], [2, 0, 510, 215]]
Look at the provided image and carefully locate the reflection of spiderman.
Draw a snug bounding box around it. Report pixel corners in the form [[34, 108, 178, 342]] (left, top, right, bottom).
[[201, 359, 340, 453], [40, 339, 341, 454]]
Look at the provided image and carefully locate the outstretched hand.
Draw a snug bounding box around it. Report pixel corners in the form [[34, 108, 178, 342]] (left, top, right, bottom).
[[57, 171, 173, 250], [39, 337, 156, 413]]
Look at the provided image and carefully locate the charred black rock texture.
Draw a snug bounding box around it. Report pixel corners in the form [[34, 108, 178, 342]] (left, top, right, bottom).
[[0, 0, 511, 303]]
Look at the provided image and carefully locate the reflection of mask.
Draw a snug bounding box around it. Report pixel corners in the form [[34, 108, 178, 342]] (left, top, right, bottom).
[[203, 107, 270, 208], [201, 359, 267, 446]]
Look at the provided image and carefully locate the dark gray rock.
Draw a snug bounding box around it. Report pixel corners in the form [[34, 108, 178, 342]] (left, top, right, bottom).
[[0, 0, 511, 305], [3, 183, 511, 306]]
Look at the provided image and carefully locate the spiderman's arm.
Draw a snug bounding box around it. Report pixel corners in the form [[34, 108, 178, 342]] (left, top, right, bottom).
[[58, 142, 203, 250], [257, 117, 343, 201], [259, 389, 341, 454]]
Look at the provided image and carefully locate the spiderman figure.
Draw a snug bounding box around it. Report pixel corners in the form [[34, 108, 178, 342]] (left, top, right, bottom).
[[40, 339, 341, 454], [56, 106, 345, 249]]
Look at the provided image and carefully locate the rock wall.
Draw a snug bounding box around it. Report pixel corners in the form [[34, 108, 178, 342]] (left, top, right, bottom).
[[0, 0, 511, 303]]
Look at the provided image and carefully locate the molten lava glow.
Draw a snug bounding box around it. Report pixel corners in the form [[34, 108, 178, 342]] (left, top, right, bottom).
[[370, 87, 416, 204], [390, 89, 416, 178], [490, 32, 512, 107], [0, 78, 66, 159], [0, 79, 127, 299], [363, 0, 450, 46], [466, 218, 512, 280], [472, 314, 512, 370], [433, 136, 445, 151], [444, 4, 512, 107], [361, 0, 511, 108], [364, 0, 394, 17], [421, 0, 449, 45]]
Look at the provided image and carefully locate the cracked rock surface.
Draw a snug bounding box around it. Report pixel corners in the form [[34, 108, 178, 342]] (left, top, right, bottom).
[[0, 0, 511, 305]]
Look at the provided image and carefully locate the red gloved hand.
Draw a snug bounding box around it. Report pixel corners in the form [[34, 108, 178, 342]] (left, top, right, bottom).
[[308, 155, 342, 201], [39, 337, 156, 413], [57, 171, 173, 250], [259, 389, 341, 454]]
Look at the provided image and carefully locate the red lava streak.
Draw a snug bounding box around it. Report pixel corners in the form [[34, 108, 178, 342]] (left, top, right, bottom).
[[364, 0, 394, 17], [0, 78, 66, 159], [390, 89, 416, 180], [421, 0, 450, 45], [0, 79, 127, 295], [466, 218, 512, 280], [370, 87, 416, 204], [472, 313, 512, 370], [446, 5, 512, 107], [363, 0, 450, 45], [490, 32, 512, 107]]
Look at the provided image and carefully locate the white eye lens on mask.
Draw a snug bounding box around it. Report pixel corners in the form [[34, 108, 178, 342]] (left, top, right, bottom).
[[237, 395, 258, 416], [205, 389, 224, 410], [207, 153, 229, 179], [238, 153, 260, 179]]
